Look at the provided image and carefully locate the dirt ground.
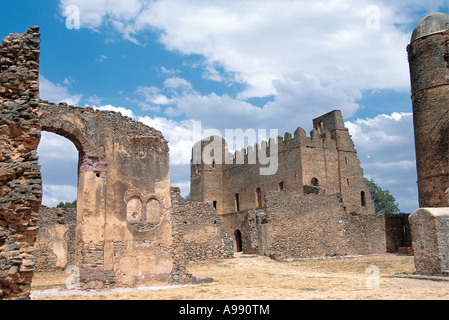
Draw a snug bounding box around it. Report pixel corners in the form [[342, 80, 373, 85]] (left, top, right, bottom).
[[30, 253, 449, 300]]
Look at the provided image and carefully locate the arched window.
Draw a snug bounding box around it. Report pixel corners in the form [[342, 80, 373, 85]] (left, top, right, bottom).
[[317, 120, 324, 134], [234, 193, 240, 212], [213, 201, 217, 209], [311, 177, 319, 187], [361, 191, 367, 207], [212, 159, 216, 169], [255, 187, 263, 208]]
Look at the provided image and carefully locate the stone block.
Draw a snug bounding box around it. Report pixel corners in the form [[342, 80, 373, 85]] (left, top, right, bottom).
[[409, 208, 449, 276]]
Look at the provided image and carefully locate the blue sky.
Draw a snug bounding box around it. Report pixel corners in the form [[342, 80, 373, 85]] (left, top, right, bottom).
[[1, 0, 448, 212]]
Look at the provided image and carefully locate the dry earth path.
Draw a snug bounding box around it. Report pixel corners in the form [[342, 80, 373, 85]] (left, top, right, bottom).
[[30, 253, 449, 300]]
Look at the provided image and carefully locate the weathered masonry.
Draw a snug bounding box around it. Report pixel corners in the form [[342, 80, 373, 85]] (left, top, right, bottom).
[[408, 12, 449, 209], [407, 13, 449, 276], [0, 27, 196, 299], [191, 110, 386, 259], [191, 110, 375, 216]]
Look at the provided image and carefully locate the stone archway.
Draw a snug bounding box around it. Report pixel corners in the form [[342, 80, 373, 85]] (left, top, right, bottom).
[[38, 103, 108, 275]]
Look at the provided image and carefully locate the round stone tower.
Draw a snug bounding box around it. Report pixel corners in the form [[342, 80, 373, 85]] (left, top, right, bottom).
[[407, 13, 449, 208]]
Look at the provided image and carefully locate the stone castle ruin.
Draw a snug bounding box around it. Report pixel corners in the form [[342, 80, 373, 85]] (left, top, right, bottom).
[[1, 12, 448, 299], [190, 110, 386, 259]]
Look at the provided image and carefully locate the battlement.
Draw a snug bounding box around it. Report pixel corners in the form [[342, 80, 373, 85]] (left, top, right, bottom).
[[192, 110, 348, 167]]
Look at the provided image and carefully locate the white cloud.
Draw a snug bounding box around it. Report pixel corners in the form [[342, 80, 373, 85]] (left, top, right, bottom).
[[161, 66, 181, 75], [345, 112, 418, 212], [39, 75, 83, 106], [137, 115, 198, 165], [345, 112, 414, 156], [38, 131, 79, 160], [163, 77, 193, 90], [131, 0, 414, 99], [136, 86, 172, 107], [58, 0, 441, 131]]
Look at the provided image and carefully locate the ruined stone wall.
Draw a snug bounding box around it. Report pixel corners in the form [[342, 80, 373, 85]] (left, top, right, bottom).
[[33, 206, 76, 272], [0, 102, 42, 299], [221, 191, 385, 260], [263, 191, 385, 260], [0, 27, 40, 99], [0, 27, 41, 300], [171, 188, 233, 262]]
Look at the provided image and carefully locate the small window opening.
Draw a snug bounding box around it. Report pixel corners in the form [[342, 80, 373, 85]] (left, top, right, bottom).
[[234, 194, 240, 212], [279, 181, 285, 191], [317, 120, 324, 135], [311, 177, 319, 187], [212, 159, 216, 169], [361, 191, 366, 207], [255, 187, 263, 208], [213, 201, 217, 209]]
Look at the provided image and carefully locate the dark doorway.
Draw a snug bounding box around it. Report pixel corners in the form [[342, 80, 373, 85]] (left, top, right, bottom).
[[234, 230, 243, 252]]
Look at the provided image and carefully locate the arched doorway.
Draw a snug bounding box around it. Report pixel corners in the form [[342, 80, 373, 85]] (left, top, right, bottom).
[[35, 132, 79, 272], [38, 112, 108, 273], [234, 230, 243, 253], [38, 132, 78, 207]]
